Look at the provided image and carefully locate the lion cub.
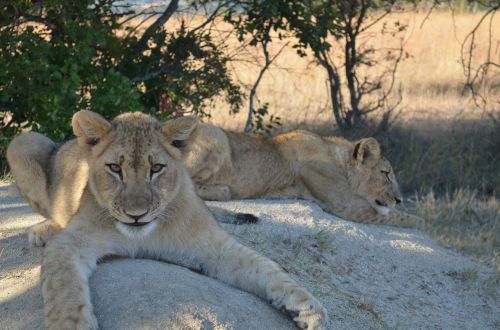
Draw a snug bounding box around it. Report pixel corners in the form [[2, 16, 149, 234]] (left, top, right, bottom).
[[185, 124, 422, 227], [9, 111, 327, 329]]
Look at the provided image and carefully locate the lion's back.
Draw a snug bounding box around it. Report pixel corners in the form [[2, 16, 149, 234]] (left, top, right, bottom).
[[184, 123, 233, 182]]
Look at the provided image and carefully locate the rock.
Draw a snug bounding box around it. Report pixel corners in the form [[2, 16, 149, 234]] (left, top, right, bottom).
[[90, 259, 293, 330], [6, 183, 20, 198]]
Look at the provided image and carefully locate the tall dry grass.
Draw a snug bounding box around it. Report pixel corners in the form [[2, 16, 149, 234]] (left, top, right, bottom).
[[410, 189, 499, 272], [207, 11, 499, 130]]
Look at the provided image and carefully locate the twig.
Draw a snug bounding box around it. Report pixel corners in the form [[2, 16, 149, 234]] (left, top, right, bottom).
[[460, 5, 499, 109], [131, 0, 179, 56], [419, 1, 438, 29], [244, 40, 289, 132], [190, 1, 234, 34]]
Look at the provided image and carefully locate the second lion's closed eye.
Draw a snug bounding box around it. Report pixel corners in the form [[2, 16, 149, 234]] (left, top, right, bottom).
[[151, 164, 166, 173]]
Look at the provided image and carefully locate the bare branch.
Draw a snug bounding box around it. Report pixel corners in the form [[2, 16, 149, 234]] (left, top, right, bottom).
[[319, 49, 347, 130], [460, 5, 499, 109], [359, 7, 393, 34], [191, 1, 234, 34], [17, 14, 57, 30], [354, 0, 368, 35], [120, 7, 164, 26], [419, 1, 439, 29], [131, 0, 179, 55], [244, 40, 289, 132], [124, 11, 163, 39]]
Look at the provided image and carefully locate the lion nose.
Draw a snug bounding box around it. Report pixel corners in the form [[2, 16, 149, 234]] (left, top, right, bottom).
[[395, 197, 402, 204], [125, 209, 149, 221]]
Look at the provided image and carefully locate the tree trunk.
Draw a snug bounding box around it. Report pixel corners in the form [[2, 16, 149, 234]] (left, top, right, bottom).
[[245, 41, 271, 133], [319, 51, 347, 131]]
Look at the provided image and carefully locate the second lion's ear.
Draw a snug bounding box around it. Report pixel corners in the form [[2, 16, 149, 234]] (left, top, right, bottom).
[[353, 137, 381, 168], [72, 110, 111, 149], [160, 116, 199, 149]]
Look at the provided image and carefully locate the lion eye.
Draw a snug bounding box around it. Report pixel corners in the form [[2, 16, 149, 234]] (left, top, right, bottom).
[[107, 163, 122, 173], [381, 170, 390, 180], [151, 164, 166, 174], [171, 140, 185, 148], [106, 163, 123, 180]]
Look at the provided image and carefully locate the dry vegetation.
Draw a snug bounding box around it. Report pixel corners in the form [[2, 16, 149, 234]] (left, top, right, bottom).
[[411, 190, 499, 272], [206, 11, 499, 128]]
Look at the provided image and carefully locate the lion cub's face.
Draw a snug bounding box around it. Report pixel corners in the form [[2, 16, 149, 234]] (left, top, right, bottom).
[[72, 111, 198, 238], [349, 138, 403, 216]]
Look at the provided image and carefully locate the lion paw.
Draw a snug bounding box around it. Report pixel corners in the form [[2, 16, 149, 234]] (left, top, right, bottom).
[[273, 288, 328, 329], [28, 221, 61, 247], [196, 184, 231, 201], [288, 297, 328, 330], [46, 305, 98, 330], [218, 186, 231, 201]]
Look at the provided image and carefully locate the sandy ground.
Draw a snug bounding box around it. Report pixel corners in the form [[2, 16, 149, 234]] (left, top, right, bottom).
[[0, 183, 499, 329]]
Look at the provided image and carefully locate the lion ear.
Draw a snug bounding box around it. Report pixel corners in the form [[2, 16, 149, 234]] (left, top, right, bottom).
[[353, 138, 381, 167], [160, 116, 199, 149], [72, 110, 111, 149]]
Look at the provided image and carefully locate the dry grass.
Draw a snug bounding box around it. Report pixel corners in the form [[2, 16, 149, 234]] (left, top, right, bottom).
[[202, 11, 498, 130], [378, 118, 500, 195], [409, 189, 500, 272]]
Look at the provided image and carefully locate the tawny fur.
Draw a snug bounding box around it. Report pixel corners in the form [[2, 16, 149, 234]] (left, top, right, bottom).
[[8, 111, 327, 329], [185, 124, 422, 227], [7, 132, 90, 246]]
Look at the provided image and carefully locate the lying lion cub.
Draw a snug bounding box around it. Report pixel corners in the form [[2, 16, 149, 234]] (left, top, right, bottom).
[[185, 123, 421, 227], [7, 111, 327, 329]]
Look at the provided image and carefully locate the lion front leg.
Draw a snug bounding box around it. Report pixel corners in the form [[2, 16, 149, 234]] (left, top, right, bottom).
[[28, 219, 62, 247], [41, 230, 104, 330], [195, 231, 328, 329], [375, 209, 425, 228], [350, 206, 424, 228], [334, 206, 424, 228]]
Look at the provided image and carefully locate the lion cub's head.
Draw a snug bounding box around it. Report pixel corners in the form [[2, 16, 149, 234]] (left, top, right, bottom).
[[348, 138, 403, 216], [72, 110, 198, 238]]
